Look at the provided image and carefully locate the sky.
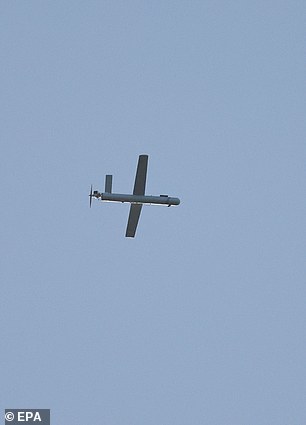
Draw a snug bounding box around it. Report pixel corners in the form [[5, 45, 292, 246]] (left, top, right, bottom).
[[1, 1, 305, 424]]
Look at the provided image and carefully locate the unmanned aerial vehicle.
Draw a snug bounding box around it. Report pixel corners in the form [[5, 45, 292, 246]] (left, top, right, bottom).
[[89, 154, 180, 237]]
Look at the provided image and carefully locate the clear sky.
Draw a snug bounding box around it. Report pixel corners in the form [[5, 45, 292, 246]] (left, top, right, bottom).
[[1, 1, 305, 424]]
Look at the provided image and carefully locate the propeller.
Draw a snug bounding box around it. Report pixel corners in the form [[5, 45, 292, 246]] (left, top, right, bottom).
[[89, 184, 93, 208]]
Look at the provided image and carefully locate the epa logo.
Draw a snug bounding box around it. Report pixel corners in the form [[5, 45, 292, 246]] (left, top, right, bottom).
[[4, 410, 50, 425]]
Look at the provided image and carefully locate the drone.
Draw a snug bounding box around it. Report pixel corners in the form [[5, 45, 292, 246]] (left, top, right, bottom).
[[89, 154, 180, 237]]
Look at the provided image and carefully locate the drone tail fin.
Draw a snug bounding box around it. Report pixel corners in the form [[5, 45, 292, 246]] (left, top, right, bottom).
[[105, 175, 113, 193]]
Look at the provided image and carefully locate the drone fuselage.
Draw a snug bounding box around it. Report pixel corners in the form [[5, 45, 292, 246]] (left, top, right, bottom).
[[94, 192, 180, 206]]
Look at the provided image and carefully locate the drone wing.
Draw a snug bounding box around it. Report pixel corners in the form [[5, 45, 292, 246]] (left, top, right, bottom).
[[125, 155, 148, 237], [133, 155, 148, 195], [125, 204, 143, 238]]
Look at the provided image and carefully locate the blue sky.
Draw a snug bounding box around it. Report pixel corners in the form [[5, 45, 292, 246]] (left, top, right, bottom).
[[1, 1, 305, 424]]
